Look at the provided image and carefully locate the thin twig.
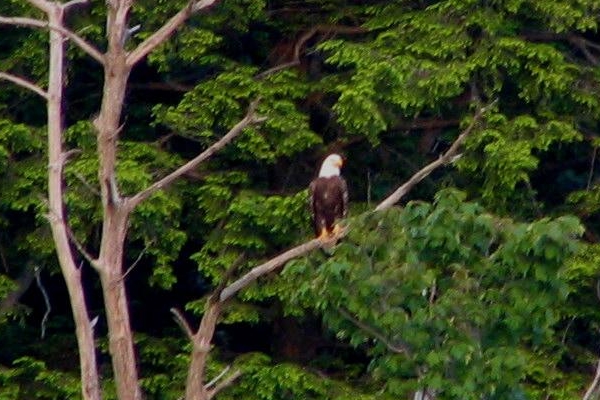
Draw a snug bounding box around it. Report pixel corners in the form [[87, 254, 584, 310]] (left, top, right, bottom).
[[34, 267, 52, 339], [583, 358, 600, 400], [375, 99, 497, 211], [118, 244, 151, 281], [127, 99, 266, 209], [170, 307, 194, 340], [204, 365, 231, 388], [64, 222, 98, 268], [338, 308, 411, 355], [62, 0, 89, 9], [207, 369, 242, 399], [0, 72, 48, 99], [0, 16, 104, 64]]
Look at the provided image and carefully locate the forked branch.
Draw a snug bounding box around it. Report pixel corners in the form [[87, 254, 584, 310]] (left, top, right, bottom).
[[127, 99, 266, 209], [127, 0, 221, 67]]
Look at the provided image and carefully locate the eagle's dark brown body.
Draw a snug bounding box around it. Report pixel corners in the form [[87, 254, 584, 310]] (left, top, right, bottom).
[[309, 176, 348, 237]]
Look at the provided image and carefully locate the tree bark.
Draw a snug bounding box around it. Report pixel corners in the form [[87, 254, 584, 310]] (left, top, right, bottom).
[[91, 1, 141, 398], [185, 302, 221, 400], [46, 5, 101, 400]]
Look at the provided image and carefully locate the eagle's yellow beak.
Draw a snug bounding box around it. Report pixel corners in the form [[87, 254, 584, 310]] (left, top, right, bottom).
[[335, 158, 343, 168]]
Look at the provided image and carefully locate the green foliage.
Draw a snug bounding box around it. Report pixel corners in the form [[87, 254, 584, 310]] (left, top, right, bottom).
[[281, 189, 583, 398], [0, 357, 80, 400], [220, 352, 387, 400], [153, 67, 319, 162], [459, 113, 582, 207]]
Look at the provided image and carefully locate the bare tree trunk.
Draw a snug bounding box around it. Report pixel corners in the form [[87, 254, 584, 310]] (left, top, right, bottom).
[[46, 4, 101, 400], [92, 1, 140, 397], [185, 302, 221, 400]]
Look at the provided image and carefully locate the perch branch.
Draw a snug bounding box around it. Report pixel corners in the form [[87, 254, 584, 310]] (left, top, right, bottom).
[[0, 72, 48, 99], [127, 99, 266, 209], [0, 16, 104, 64], [375, 99, 497, 211], [219, 238, 322, 302]]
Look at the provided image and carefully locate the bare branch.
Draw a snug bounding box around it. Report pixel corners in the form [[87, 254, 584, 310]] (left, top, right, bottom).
[[0, 16, 104, 64], [338, 308, 411, 355], [62, 0, 89, 9], [64, 223, 99, 268], [127, 99, 266, 209], [121, 242, 152, 279], [583, 358, 600, 400], [34, 267, 52, 339], [127, 0, 220, 67], [219, 238, 322, 302], [375, 100, 497, 211], [207, 369, 242, 399], [204, 365, 230, 388], [171, 307, 194, 340], [0, 72, 48, 99]]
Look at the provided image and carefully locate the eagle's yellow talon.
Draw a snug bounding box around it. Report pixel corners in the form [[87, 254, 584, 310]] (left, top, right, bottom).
[[317, 228, 329, 242], [332, 224, 343, 236]]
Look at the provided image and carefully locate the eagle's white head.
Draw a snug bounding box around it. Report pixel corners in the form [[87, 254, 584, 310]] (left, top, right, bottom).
[[318, 154, 343, 178]]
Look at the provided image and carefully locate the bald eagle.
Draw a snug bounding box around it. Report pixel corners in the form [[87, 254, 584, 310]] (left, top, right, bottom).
[[309, 154, 348, 241]]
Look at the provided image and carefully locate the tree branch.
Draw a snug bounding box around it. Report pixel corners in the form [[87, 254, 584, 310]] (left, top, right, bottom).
[[207, 369, 242, 399], [204, 365, 231, 388], [170, 307, 194, 341], [219, 238, 322, 302], [0, 16, 104, 64], [126, 99, 266, 209], [375, 100, 497, 211], [34, 266, 52, 339], [583, 358, 600, 400], [0, 72, 48, 99], [64, 219, 99, 268], [126, 0, 220, 67]]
